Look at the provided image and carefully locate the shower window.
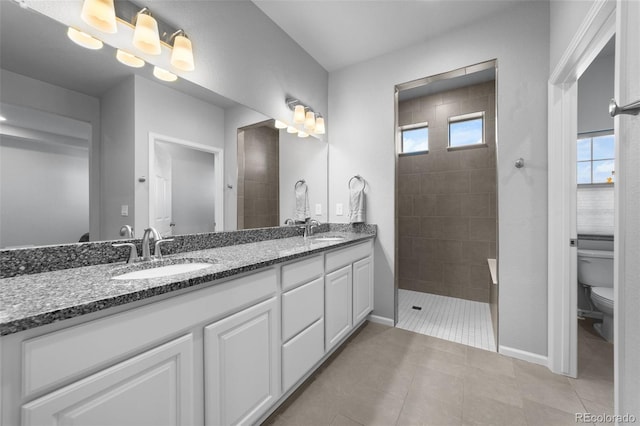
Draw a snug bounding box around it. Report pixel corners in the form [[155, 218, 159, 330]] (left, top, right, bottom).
[[400, 122, 429, 154], [577, 132, 615, 184], [448, 111, 484, 148]]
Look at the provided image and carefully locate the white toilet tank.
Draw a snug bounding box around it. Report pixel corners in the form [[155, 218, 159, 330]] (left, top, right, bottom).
[[577, 249, 614, 288]]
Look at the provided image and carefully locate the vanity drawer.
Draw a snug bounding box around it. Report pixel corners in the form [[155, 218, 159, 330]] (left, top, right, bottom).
[[325, 240, 373, 272], [282, 318, 324, 393], [281, 255, 323, 292], [282, 277, 324, 342]]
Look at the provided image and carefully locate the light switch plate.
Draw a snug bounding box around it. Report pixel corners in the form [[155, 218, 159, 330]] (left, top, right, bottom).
[[121, 205, 129, 217], [336, 203, 343, 216], [315, 204, 322, 215]]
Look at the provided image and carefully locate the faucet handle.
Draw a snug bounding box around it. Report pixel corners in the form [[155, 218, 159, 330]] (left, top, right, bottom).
[[113, 243, 138, 264], [154, 238, 174, 260]]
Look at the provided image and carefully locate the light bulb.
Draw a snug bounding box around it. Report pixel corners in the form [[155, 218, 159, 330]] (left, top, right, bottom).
[[304, 111, 316, 131], [287, 126, 298, 134], [81, 0, 117, 33], [116, 50, 145, 68], [298, 131, 309, 138], [133, 11, 161, 55], [315, 116, 326, 134], [67, 27, 103, 50], [171, 33, 195, 71], [153, 66, 178, 82], [293, 105, 305, 123], [274, 120, 288, 129]]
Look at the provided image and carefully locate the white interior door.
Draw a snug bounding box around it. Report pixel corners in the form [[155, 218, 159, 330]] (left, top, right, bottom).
[[153, 144, 173, 237], [614, 0, 640, 417]]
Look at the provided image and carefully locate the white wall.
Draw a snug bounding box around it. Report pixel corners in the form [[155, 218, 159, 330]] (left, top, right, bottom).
[[133, 75, 225, 234], [279, 132, 328, 224], [0, 136, 88, 247], [0, 69, 101, 240], [578, 49, 615, 134], [550, 0, 598, 73], [100, 77, 135, 240], [328, 1, 550, 356]]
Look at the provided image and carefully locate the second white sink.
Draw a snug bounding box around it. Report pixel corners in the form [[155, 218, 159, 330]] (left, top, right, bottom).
[[112, 263, 213, 280]]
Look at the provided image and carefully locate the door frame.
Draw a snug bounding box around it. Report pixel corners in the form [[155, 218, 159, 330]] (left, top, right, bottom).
[[547, 0, 615, 378], [148, 132, 224, 234]]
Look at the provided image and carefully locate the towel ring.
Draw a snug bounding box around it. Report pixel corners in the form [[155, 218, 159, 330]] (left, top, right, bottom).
[[295, 179, 306, 190], [348, 175, 366, 190]]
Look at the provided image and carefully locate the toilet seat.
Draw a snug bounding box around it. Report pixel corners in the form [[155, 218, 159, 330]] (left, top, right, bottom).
[[591, 286, 614, 310]]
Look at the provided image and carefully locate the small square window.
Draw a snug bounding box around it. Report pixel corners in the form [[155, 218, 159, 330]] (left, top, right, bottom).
[[400, 122, 428, 154], [577, 132, 615, 184], [448, 112, 484, 148]]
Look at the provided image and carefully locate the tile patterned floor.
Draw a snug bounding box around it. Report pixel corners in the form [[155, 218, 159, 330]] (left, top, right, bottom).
[[396, 290, 497, 352], [265, 320, 613, 426]]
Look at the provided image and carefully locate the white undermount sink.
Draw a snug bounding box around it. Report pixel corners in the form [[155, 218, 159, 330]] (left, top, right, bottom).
[[112, 262, 213, 280], [310, 235, 346, 242]]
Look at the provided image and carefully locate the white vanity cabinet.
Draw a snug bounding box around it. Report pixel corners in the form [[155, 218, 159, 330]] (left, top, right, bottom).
[[324, 240, 374, 351], [204, 297, 280, 426], [22, 334, 195, 426]]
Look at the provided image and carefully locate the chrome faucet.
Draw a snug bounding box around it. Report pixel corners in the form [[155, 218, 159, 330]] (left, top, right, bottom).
[[301, 219, 320, 237], [141, 227, 163, 261]]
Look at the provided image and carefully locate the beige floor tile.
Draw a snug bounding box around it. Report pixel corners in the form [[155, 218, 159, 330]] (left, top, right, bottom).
[[409, 367, 464, 406], [406, 346, 467, 378], [464, 366, 523, 408], [331, 413, 364, 426], [336, 384, 405, 426], [354, 361, 416, 400], [580, 397, 614, 426], [466, 346, 515, 377], [418, 334, 469, 357], [522, 398, 584, 426], [397, 392, 463, 426], [516, 378, 587, 415], [277, 379, 342, 425], [569, 377, 614, 408], [513, 359, 571, 387], [462, 393, 527, 426]]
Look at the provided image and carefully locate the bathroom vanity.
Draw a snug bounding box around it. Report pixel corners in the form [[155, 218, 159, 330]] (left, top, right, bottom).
[[0, 229, 375, 425]]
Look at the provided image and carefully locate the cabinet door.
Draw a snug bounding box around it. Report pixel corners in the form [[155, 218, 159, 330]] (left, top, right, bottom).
[[353, 256, 373, 325], [325, 265, 353, 351], [204, 297, 279, 426], [22, 334, 194, 426]]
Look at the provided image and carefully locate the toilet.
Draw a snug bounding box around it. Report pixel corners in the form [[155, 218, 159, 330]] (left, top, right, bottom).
[[577, 249, 614, 342]]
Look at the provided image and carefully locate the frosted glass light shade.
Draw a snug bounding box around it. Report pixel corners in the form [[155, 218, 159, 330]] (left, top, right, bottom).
[[116, 50, 145, 68], [171, 34, 195, 71], [153, 66, 178, 82], [293, 105, 305, 123], [298, 131, 309, 138], [287, 126, 298, 134], [67, 27, 103, 50], [274, 120, 287, 129], [304, 111, 316, 131], [315, 116, 326, 134], [81, 0, 117, 33], [133, 12, 161, 55]]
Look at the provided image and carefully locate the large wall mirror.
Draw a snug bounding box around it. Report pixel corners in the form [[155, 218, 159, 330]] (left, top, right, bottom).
[[0, 2, 328, 249]]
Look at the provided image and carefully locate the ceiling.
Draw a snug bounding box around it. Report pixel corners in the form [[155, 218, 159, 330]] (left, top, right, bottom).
[[252, 0, 538, 72]]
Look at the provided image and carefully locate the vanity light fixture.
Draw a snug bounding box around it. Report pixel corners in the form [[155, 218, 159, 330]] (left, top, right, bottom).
[[274, 120, 288, 129], [170, 30, 195, 71], [297, 131, 309, 138], [67, 27, 104, 50], [0, 115, 6, 122], [116, 49, 145, 68], [286, 97, 325, 136], [153, 66, 178, 82], [133, 8, 161, 55], [80, 0, 117, 33], [287, 126, 298, 134]]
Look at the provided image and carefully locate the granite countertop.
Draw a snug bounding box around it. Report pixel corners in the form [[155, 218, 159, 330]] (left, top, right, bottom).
[[0, 231, 374, 336]]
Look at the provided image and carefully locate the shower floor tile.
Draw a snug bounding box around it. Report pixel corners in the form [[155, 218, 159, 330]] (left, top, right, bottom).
[[397, 289, 497, 352]]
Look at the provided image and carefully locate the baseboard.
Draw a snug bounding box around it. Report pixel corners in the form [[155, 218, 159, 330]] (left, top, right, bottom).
[[367, 314, 394, 327], [499, 345, 548, 367]]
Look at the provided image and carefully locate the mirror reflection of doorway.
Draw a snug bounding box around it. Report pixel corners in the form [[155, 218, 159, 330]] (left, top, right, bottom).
[[395, 60, 499, 352]]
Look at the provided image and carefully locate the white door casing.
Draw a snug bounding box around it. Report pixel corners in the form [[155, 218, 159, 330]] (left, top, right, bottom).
[[614, 0, 640, 418], [547, 0, 615, 379], [153, 143, 173, 236]]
